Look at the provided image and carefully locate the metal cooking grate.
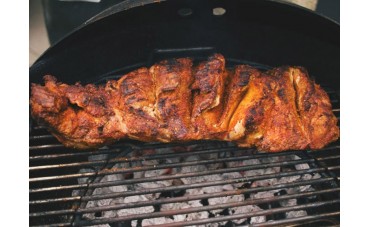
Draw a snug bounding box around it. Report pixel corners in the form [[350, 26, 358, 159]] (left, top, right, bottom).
[[29, 58, 340, 227], [29, 142, 340, 226], [29, 99, 339, 227]]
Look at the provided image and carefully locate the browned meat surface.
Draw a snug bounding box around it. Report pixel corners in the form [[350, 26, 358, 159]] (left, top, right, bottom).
[[216, 65, 260, 135], [288, 67, 339, 149], [30, 76, 117, 149], [150, 58, 194, 141], [114, 67, 159, 142], [30, 54, 339, 152], [191, 54, 228, 138]]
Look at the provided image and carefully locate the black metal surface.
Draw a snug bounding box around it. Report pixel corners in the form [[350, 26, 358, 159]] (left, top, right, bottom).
[[29, 0, 339, 226], [30, 0, 339, 91], [41, 0, 339, 46], [42, 0, 124, 45]]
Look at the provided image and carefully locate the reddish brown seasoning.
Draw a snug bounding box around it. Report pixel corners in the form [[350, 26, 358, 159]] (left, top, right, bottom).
[[30, 54, 339, 152]]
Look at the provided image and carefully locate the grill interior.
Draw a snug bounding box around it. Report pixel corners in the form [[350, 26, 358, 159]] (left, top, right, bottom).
[[29, 58, 340, 227]]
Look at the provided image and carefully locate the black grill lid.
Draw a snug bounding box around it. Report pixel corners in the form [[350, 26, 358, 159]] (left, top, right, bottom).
[[30, 0, 339, 91]]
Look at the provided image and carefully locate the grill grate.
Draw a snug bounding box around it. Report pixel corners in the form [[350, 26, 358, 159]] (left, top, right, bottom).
[[30, 60, 340, 227], [29, 138, 340, 226], [30, 122, 339, 226]]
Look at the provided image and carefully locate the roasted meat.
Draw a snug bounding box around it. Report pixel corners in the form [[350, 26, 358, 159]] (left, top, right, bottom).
[[150, 57, 194, 141], [30, 54, 339, 152]]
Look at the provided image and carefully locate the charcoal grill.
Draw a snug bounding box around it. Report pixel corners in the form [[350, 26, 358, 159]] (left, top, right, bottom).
[[29, 0, 339, 226]]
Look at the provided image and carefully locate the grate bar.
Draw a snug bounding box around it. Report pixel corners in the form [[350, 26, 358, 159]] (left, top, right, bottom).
[[29, 144, 65, 150], [30, 183, 89, 193], [29, 146, 245, 170], [327, 166, 340, 171], [30, 208, 76, 217], [29, 144, 234, 162], [30, 222, 72, 227], [316, 155, 340, 161], [32, 125, 47, 130], [30, 196, 81, 204], [29, 148, 122, 161], [30, 176, 335, 205], [29, 134, 55, 140], [30, 166, 331, 193], [73, 198, 339, 226], [30, 187, 339, 218], [29, 143, 338, 164], [249, 211, 340, 226], [30, 155, 316, 182], [307, 145, 339, 152], [29, 140, 229, 153]]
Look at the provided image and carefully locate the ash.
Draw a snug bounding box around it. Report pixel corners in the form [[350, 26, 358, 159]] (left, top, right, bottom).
[[73, 144, 321, 226]]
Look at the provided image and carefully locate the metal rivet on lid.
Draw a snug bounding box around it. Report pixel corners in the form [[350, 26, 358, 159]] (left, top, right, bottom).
[[213, 7, 226, 16]]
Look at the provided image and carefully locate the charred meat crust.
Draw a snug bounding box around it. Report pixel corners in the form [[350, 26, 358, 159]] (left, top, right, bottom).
[[30, 54, 339, 152], [150, 58, 194, 140], [290, 67, 339, 149]]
